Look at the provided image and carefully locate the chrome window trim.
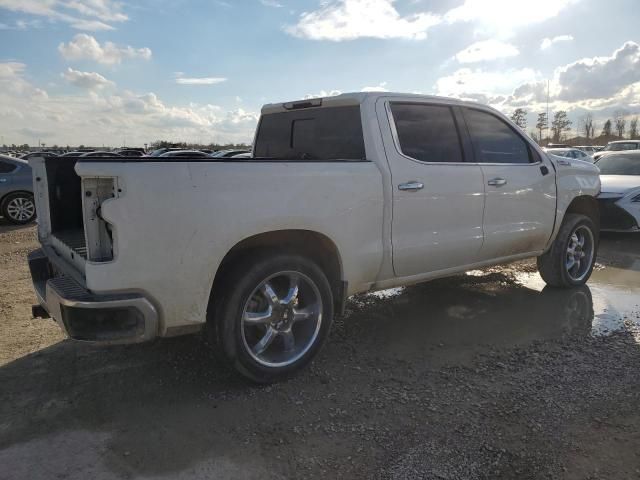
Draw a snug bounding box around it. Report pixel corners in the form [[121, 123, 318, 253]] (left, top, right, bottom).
[[385, 100, 542, 167]]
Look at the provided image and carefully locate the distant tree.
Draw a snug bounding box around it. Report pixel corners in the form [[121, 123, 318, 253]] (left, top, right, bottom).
[[579, 113, 595, 140], [529, 131, 539, 143], [536, 112, 548, 143], [614, 110, 627, 137], [630, 117, 639, 139], [551, 111, 572, 142], [601, 119, 612, 137], [510, 108, 527, 129]]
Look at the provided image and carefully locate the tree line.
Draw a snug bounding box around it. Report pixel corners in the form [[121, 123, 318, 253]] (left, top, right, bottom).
[[509, 108, 639, 144]]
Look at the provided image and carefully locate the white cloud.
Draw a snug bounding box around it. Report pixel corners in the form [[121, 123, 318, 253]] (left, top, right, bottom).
[[361, 81, 388, 92], [287, 0, 440, 41], [259, 0, 283, 7], [62, 67, 114, 89], [454, 39, 519, 63], [0, 62, 258, 146], [0, 0, 128, 31], [540, 35, 574, 50], [554, 41, 640, 102], [303, 89, 342, 99], [58, 34, 152, 65], [431, 41, 640, 133], [435, 67, 540, 99], [0, 62, 48, 100], [175, 75, 227, 86], [445, 0, 577, 37]]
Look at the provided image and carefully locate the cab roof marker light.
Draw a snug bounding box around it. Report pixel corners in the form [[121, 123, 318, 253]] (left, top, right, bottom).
[[283, 98, 322, 110]]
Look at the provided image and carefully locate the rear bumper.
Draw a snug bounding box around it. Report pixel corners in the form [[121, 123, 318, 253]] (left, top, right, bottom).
[[28, 249, 158, 344]]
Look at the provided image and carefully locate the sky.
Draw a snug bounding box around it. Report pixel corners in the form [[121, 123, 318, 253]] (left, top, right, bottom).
[[0, 0, 639, 147]]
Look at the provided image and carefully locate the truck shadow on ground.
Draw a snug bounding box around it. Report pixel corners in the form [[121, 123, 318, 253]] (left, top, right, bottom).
[[3, 263, 639, 479]]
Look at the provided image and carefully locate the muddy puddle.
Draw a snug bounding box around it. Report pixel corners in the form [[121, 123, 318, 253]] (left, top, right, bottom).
[[358, 239, 640, 358], [516, 266, 640, 339]]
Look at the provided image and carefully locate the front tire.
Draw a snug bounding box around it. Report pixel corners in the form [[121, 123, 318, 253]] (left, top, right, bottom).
[[537, 213, 598, 287], [1, 192, 36, 225], [208, 253, 334, 383]]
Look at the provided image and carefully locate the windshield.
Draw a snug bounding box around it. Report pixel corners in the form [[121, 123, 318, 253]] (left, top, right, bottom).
[[596, 155, 640, 175], [604, 142, 639, 151], [148, 149, 167, 157]]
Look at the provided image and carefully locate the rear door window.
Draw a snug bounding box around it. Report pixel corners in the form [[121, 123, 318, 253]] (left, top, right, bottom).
[[0, 160, 17, 173], [389, 103, 464, 163], [463, 108, 532, 164], [254, 106, 366, 160]]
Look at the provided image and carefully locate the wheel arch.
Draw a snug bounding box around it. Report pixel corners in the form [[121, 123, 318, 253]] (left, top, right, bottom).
[[0, 189, 34, 207], [210, 229, 346, 317], [563, 195, 600, 232]]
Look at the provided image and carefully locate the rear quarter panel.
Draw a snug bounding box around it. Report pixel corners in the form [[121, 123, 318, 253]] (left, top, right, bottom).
[[74, 161, 384, 334]]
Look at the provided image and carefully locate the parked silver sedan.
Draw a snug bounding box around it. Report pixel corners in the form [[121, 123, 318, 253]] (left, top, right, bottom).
[[544, 148, 593, 162], [0, 155, 35, 224]]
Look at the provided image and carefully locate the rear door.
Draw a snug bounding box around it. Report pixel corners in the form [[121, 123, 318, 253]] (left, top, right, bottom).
[[0, 159, 17, 198], [378, 100, 485, 277], [460, 107, 556, 260]]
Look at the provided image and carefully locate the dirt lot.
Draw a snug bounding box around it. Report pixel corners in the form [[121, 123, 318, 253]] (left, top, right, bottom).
[[1, 222, 639, 479]]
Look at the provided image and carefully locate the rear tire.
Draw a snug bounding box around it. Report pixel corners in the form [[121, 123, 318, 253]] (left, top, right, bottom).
[[1, 192, 36, 225], [206, 253, 334, 383], [537, 213, 598, 288]]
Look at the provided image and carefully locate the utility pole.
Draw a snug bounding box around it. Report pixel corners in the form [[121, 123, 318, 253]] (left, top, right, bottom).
[[546, 80, 550, 144]]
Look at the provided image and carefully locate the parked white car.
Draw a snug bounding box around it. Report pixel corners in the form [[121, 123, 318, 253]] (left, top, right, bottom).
[[575, 146, 598, 156], [593, 140, 640, 161], [27, 92, 600, 381], [544, 147, 593, 162], [595, 151, 640, 232]]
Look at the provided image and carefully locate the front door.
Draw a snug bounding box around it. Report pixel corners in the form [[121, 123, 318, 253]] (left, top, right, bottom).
[[460, 107, 556, 260], [378, 100, 486, 277]]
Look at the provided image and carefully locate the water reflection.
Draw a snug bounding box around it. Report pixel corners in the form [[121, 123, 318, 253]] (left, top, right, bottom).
[[350, 273, 597, 355], [516, 270, 640, 341]]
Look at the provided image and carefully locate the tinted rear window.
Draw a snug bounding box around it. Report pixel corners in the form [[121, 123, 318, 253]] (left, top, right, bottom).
[[390, 103, 464, 163], [0, 160, 17, 173], [254, 106, 366, 160]]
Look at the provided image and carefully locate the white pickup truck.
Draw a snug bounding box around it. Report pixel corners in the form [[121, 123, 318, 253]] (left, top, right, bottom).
[[28, 92, 601, 382]]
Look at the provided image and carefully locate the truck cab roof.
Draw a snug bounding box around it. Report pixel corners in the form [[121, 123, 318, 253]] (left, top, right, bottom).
[[261, 92, 482, 115]]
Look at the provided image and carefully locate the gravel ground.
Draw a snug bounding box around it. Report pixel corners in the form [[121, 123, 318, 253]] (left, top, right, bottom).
[[1, 222, 639, 479]]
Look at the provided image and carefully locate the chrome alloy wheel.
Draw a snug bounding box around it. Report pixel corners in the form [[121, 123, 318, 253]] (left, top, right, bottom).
[[241, 271, 323, 368], [6, 196, 35, 222], [565, 225, 595, 282]]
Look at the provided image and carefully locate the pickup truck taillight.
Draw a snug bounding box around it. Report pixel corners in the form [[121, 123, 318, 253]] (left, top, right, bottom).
[[81, 177, 117, 262]]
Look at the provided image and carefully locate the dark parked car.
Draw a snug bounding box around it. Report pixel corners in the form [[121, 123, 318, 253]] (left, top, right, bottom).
[[79, 151, 123, 158], [158, 150, 212, 158], [0, 155, 35, 225], [19, 151, 58, 160], [116, 149, 146, 157], [147, 148, 184, 157], [59, 151, 93, 157]]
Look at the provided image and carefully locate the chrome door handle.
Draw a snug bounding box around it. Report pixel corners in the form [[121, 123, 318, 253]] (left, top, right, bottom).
[[0, 178, 7, 183], [487, 177, 507, 187], [398, 181, 424, 192]]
